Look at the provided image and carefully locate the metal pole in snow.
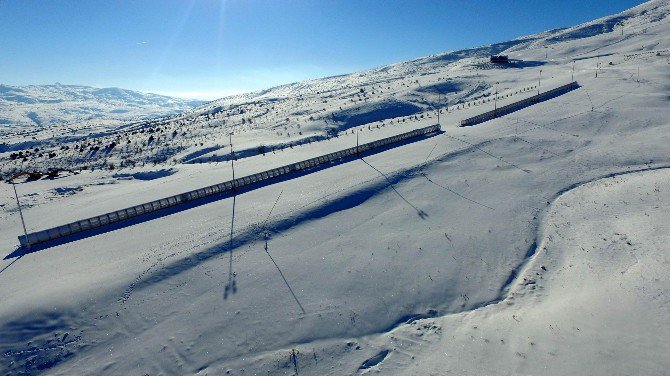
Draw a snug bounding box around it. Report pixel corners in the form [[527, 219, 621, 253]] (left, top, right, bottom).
[[12, 181, 30, 250], [537, 70, 542, 96], [229, 133, 235, 189], [356, 131, 359, 155], [437, 92, 441, 126], [571, 61, 575, 81], [494, 82, 499, 115], [226, 133, 237, 297]]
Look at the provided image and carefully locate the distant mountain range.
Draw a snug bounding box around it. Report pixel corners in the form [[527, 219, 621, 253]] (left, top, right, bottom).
[[0, 83, 207, 128]]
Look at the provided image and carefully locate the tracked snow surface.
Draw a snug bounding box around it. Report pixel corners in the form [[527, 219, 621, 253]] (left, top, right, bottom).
[[1, 1, 669, 374]]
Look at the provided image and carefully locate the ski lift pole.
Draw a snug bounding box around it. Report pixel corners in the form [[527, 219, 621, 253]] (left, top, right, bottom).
[[11, 180, 30, 251], [356, 131, 359, 156], [494, 82, 499, 116], [437, 92, 441, 126], [229, 133, 236, 189]]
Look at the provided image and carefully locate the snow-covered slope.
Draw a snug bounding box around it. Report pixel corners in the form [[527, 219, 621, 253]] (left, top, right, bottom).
[[1, 1, 669, 375], [2, 1, 668, 180], [0, 83, 205, 130]]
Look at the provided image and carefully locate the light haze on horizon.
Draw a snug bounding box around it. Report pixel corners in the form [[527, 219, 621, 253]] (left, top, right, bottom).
[[0, 0, 645, 100]]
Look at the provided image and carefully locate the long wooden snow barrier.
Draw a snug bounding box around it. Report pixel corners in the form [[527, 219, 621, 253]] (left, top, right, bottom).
[[460, 81, 579, 127], [18, 124, 441, 248]]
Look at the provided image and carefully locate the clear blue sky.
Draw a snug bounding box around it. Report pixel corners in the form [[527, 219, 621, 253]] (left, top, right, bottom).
[[0, 0, 644, 99]]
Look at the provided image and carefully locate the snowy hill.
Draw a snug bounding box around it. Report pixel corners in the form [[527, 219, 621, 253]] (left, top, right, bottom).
[[2, 1, 667, 178], [0, 83, 205, 130], [1, 0, 669, 375]]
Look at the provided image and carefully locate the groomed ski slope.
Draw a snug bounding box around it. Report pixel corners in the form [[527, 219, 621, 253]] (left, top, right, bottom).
[[1, 1, 669, 374]]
